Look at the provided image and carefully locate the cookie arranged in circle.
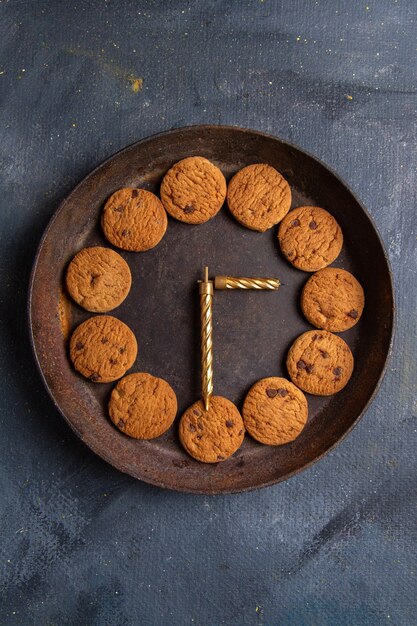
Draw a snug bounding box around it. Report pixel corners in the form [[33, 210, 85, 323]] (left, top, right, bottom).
[[227, 163, 291, 232], [301, 268, 365, 332], [242, 377, 308, 445], [66, 246, 131, 313], [69, 315, 137, 383], [109, 372, 177, 439], [179, 396, 245, 463], [287, 330, 354, 395], [102, 188, 167, 251], [278, 206, 343, 271], [160, 156, 226, 224]]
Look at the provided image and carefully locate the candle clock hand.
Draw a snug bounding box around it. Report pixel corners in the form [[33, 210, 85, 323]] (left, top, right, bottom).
[[199, 267, 213, 411], [214, 276, 281, 290]]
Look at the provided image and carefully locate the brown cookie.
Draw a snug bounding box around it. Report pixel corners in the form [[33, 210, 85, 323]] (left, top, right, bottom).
[[227, 163, 291, 232], [242, 377, 308, 445], [160, 156, 226, 224], [69, 315, 137, 383], [179, 396, 245, 463], [101, 188, 167, 251], [287, 330, 354, 395], [301, 268, 365, 332], [109, 373, 177, 439], [278, 206, 343, 271], [65, 246, 131, 313]]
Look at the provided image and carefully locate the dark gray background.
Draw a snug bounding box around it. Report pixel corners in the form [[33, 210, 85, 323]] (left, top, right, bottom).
[[0, 1, 416, 624]]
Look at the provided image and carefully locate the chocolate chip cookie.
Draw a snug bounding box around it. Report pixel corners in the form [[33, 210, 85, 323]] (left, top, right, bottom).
[[179, 396, 245, 463], [66, 246, 131, 313], [160, 156, 226, 224], [242, 377, 308, 445], [301, 268, 365, 332], [227, 163, 291, 232], [109, 372, 177, 439], [278, 206, 343, 271], [102, 188, 167, 251], [69, 315, 137, 383], [287, 330, 354, 395]]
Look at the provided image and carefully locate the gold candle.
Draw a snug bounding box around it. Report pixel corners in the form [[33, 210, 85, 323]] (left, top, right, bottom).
[[199, 267, 214, 411], [214, 276, 281, 290]]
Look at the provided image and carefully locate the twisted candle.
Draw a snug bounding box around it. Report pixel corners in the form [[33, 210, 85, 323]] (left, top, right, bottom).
[[214, 276, 281, 290], [199, 267, 213, 411]]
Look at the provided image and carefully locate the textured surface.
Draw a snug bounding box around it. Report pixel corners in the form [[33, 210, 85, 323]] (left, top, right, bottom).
[[242, 377, 308, 445], [66, 246, 132, 312], [227, 163, 291, 231], [278, 205, 343, 271], [102, 187, 167, 251], [301, 267, 365, 332], [0, 1, 416, 625], [70, 315, 137, 382], [287, 330, 354, 395], [179, 396, 245, 463], [109, 372, 177, 440], [160, 156, 226, 223]]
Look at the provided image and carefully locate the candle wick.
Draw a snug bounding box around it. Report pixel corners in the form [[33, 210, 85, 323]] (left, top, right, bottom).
[[204, 266, 209, 282]]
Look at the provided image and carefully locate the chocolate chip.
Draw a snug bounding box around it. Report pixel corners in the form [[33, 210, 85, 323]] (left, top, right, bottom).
[[90, 373, 101, 382], [348, 309, 358, 319], [189, 423, 196, 432], [238, 429, 243, 436], [286, 251, 294, 258], [291, 219, 300, 227], [118, 419, 125, 428], [217, 455, 225, 460], [109, 358, 118, 365], [131, 189, 139, 198], [119, 347, 125, 354], [193, 409, 201, 417], [309, 220, 318, 230], [101, 337, 109, 344], [113, 205, 124, 212], [226, 420, 234, 428], [121, 229, 129, 237], [297, 360, 306, 369], [312, 334, 318, 341], [197, 419, 204, 430], [75, 341, 84, 350], [333, 367, 342, 377], [183, 205, 196, 214], [266, 388, 278, 398], [305, 364, 314, 374], [277, 388, 288, 397], [320, 350, 330, 359]]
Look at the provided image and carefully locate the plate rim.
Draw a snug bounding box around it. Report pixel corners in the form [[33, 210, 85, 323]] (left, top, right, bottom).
[[27, 124, 395, 494]]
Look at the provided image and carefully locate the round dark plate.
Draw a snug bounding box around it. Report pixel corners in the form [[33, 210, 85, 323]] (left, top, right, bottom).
[[28, 125, 394, 494]]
